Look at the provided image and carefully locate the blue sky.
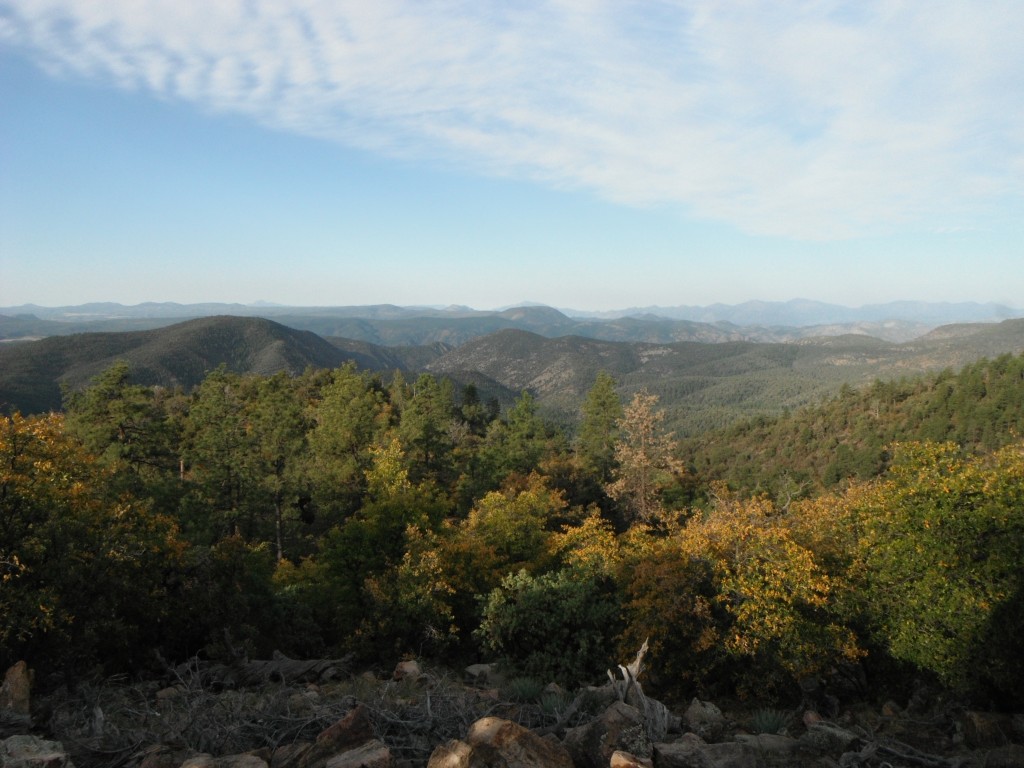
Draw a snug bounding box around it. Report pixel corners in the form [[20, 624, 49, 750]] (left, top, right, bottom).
[[2, 1, 1022, 311]]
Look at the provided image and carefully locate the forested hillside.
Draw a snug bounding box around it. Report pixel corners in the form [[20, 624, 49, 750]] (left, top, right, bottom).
[[6, 316, 1023, 439], [0, 316, 358, 414], [428, 320, 1024, 433], [683, 351, 1024, 496], [3, 352, 1024, 711]]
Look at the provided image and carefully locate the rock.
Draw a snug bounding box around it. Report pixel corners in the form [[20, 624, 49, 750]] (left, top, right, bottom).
[[248, 750, 274, 765], [0, 664, 33, 738], [426, 740, 471, 768], [677, 733, 707, 747], [156, 685, 186, 702], [392, 661, 422, 682], [734, 733, 803, 768], [463, 664, 493, 686], [324, 740, 393, 768], [179, 756, 268, 768], [288, 690, 319, 716], [610, 750, 653, 768], [684, 699, 727, 743], [1, 735, 73, 768], [962, 712, 1014, 749], [653, 740, 761, 768], [984, 744, 1024, 768], [425, 741, 468, 768], [798, 677, 839, 720], [799, 722, 861, 757], [564, 701, 649, 768], [217, 757, 269, 768], [270, 743, 311, 768], [426, 716, 573, 768], [880, 701, 901, 718], [298, 704, 374, 768], [137, 744, 195, 768], [0, 663, 31, 718]]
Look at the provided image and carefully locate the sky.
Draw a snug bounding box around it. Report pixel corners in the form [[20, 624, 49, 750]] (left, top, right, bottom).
[[1, 1, 1023, 312]]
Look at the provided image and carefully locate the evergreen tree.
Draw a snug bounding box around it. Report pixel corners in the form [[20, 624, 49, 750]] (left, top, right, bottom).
[[245, 372, 311, 561], [63, 361, 183, 509], [577, 371, 623, 483], [398, 373, 456, 485], [308, 363, 389, 520], [180, 366, 258, 544]]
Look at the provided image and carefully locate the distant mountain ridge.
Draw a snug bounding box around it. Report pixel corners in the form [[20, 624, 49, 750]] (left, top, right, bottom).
[[4, 299, 1021, 346], [575, 298, 1024, 326], [5, 313, 1023, 436]]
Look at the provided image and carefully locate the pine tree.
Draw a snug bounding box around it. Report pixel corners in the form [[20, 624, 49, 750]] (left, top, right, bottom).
[[577, 371, 623, 483]]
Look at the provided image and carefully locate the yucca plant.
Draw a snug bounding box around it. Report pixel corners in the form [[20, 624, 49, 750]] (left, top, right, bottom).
[[748, 708, 792, 735]]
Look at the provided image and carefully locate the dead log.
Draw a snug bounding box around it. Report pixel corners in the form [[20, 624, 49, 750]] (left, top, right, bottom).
[[173, 651, 352, 689]]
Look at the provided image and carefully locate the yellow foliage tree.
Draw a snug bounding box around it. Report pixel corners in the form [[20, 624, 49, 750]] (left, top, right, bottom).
[[674, 490, 862, 692], [0, 412, 183, 675]]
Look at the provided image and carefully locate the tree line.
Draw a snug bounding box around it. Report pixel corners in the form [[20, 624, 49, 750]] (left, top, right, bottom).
[[2, 357, 1023, 708]]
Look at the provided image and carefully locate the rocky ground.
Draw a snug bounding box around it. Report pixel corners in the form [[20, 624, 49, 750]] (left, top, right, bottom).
[[3, 657, 1023, 768]]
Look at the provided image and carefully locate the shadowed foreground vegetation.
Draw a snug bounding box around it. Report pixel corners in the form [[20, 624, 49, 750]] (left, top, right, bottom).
[[3, 353, 1024, 713]]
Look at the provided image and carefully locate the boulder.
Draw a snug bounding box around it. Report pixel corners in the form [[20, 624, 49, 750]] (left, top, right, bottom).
[[392, 661, 422, 683], [270, 743, 312, 768], [684, 699, 727, 743], [564, 701, 650, 768], [610, 750, 653, 768], [653, 740, 762, 768], [799, 722, 861, 757], [425, 740, 471, 768], [1, 735, 74, 768], [0, 663, 31, 717], [463, 664, 497, 687], [324, 740, 393, 768], [426, 716, 573, 768], [296, 704, 374, 768]]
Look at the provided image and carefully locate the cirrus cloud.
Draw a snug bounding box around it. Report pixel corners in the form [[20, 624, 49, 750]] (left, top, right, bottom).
[[2, 0, 1021, 239]]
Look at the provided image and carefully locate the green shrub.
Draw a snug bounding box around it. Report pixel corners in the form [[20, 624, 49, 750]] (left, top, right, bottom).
[[476, 568, 621, 687], [848, 442, 1024, 702], [540, 688, 573, 715], [502, 676, 546, 702]]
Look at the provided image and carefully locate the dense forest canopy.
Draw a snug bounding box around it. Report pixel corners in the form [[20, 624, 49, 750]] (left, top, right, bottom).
[[3, 353, 1024, 709]]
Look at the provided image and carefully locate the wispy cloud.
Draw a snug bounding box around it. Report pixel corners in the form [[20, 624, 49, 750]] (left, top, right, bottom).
[[2, 0, 1021, 239]]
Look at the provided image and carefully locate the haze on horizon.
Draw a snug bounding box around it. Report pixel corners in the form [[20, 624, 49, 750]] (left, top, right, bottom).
[[2, 2, 1022, 312]]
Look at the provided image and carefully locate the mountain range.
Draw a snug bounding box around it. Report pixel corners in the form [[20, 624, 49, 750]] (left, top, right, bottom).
[[4, 299, 1022, 344], [3, 307, 1024, 435]]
